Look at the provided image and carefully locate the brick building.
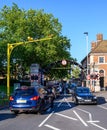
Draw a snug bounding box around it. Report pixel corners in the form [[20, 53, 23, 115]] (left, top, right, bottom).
[[81, 34, 107, 91]]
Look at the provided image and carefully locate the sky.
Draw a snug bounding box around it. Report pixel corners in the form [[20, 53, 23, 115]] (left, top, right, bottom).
[[0, 0, 107, 63]]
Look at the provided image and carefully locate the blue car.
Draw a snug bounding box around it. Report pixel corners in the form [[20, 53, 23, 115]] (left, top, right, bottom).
[[9, 86, 40, 114], [73, 87, 97, 105]]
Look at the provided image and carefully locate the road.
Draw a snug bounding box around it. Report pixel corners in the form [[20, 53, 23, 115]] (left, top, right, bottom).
[[0, 94, 107, 130]]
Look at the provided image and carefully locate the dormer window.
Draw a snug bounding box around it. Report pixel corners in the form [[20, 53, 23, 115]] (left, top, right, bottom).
[[99, 56, 105, 63]]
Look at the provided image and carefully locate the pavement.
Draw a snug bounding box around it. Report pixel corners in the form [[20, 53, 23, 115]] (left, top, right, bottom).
[[94, 90, 107, 98], [93, 90, 107, 103]]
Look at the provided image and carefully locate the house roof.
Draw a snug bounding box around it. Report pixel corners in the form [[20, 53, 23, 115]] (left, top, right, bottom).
[[91, 40, 107, 53], [81, 40, 107, 63]]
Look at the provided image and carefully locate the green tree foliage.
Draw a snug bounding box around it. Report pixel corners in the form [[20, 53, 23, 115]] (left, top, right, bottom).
[[71, 66, 80, 78], [0, 3, 73, 79]]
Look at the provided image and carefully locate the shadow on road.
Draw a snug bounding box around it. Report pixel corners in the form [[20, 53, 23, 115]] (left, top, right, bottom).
[[0, 109, 17, 121], [97, 96, 106, 105]]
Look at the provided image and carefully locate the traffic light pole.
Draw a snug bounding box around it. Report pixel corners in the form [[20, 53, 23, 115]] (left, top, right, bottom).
[[7, 37, 52, 97]]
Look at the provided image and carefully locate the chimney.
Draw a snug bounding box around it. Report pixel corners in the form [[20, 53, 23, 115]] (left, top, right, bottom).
[[91, 41, 96, 51], [97, 33, 103, 42]]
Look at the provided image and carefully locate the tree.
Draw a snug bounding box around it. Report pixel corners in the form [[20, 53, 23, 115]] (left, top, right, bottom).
[[71, 66, 80, 78], [0, 3, 72, 79]]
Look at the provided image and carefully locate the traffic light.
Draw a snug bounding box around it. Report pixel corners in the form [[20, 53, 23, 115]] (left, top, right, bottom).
[[90, 74, 94, 79], [90, 74, 99, 80], [34, 75, 38, 80], [31, 75, 35, 80], [31, 74, 38, 80]]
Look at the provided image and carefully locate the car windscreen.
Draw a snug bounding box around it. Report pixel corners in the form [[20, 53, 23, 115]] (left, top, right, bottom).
[[76, 88, 90, 93], [14, 89, 35, 96]]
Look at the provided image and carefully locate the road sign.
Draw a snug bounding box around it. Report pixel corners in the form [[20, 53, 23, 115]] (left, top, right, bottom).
[[62, 59, 67, 66]]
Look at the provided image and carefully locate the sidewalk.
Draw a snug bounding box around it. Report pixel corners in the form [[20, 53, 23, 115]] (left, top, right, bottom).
[[94, 90, 107, 100]]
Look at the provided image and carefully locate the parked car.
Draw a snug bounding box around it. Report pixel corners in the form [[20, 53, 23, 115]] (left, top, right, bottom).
[[9, 86, 54, 114], [72, 87, 97, 105]]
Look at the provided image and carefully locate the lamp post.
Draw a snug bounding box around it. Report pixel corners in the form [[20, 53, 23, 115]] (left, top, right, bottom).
[[7, 37, 52, 97], [84, 32, 89, 75]]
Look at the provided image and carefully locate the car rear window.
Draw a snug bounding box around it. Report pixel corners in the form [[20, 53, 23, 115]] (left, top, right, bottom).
[[15, 88, 36, 96]]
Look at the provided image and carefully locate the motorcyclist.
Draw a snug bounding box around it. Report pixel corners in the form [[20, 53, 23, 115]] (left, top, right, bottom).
[[37, 87, 47, 114], [37, 87, 54, 114]]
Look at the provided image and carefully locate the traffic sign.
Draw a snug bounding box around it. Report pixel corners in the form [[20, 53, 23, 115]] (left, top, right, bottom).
[[61, 59, 67, 66]]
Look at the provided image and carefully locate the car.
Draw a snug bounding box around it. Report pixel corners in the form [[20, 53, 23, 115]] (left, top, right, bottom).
[[9, 85, 55, 114], [9, 86, 39, 114], [72, 87, 97, 105], [9, 86, 40, 114]]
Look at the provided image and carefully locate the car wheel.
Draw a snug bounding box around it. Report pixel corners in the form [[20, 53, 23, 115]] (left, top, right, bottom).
[[94, 102, 97, 105]]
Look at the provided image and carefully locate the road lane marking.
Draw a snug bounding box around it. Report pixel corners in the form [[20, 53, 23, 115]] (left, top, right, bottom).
[[57, 97, 72, 107], [76, 108, 100, 123], [44, 124, 61, 130], [55, 113, 77, 120], [90, 122, 107, 130], [98, 105, 107, 110], [76, 107, 107, 129], [73, 110, 88, 127], [38, 111, 54, 127], [87, 120, 100, 123], [76, 108, 93, 121]]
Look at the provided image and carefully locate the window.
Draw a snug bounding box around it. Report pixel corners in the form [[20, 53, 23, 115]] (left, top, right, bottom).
[[99, 56, 105, 63], [99, 69, 104, 77], [99, 70, 104, 73]]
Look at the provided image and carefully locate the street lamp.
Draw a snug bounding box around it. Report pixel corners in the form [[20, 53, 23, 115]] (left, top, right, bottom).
[[84, 32, 89, 75], [7, 36, 53, 97]]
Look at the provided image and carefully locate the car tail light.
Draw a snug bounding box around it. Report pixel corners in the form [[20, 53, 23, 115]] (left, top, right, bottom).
[[30, 96, 39, 100], [9, 96, 14, 101]]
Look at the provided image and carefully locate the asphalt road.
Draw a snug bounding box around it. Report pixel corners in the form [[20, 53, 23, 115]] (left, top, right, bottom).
[[0, 92, 107, 130]]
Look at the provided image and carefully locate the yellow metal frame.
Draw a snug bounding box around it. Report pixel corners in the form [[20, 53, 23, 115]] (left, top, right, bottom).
[[7, 37, 52, 97]]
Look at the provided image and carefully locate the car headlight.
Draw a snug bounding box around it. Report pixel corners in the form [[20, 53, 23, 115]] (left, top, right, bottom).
[[77, 96, 83, 99], [93, 96, 97, 99]]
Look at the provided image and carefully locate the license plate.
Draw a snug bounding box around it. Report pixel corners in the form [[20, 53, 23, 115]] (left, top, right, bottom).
[[17, 100, 27, 103], [85, 100, 91, 102]]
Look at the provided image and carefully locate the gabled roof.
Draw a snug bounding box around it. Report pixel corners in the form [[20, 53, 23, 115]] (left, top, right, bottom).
[[91, 40, 107, 53], [81, 40, 107, 63]]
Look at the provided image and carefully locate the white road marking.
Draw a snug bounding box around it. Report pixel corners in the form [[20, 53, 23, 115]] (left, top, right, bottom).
[[76, 108, 100, 123], [38, 111, 54, 127], [98, 105, 107, 110], [76, 107, 107, 130], [46, 108, 51, 112], [73, 110, 88, 127], [38, 99, 107, 129], [44, 124, 61, 130], [55, 113, 77, 120], [87, 120, 100, 123], [76, 108, 93, 121], [90, 122, 107, 130], [57, 97, 72, 107]]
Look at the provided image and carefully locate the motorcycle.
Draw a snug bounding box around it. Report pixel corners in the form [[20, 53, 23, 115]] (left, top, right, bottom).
[[37, 88, 54, 114]]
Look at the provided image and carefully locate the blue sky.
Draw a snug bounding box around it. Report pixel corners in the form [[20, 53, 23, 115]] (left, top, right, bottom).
[[1, 0, 107, 63]]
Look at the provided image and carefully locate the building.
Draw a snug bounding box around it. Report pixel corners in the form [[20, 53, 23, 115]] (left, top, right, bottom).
[[81, 33, 107, 91]]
